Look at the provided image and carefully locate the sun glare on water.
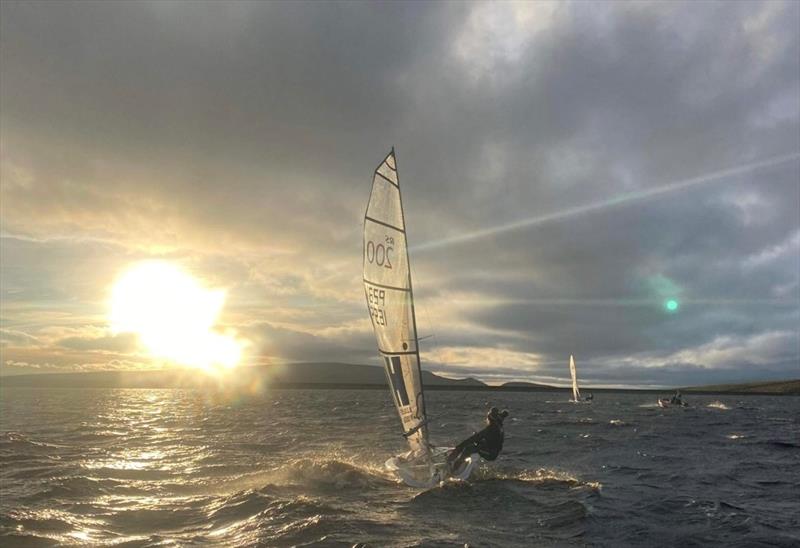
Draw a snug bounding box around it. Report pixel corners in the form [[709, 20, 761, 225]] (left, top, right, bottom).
[[110, 262, 243, 371]]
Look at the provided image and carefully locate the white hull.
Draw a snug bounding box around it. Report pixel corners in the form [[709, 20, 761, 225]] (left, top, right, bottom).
[[385, 447, 477, 488], [658, 398, 688, 408]]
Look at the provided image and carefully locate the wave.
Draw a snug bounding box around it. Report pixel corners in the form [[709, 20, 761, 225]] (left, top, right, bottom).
[[538, 419, 598, 428], [407, 467, 591, 541], [707, 401, 731, 410], [472, 466, 602, 491], [726, 433, 747, 440], [0, 432, 69, 449], [204, 503, 337, 547], [205, 456, 397, 495], [275, 457, 395, 490], [21, 476, 130, 502], [224, 458, 605, 497]]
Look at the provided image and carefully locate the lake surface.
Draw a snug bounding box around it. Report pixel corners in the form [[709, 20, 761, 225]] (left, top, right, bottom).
[[1, 387, 798, 546]]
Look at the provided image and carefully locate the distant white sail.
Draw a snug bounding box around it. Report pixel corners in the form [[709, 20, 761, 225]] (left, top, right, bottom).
[[363, 149, 429, 455], [570, 354, 581, 401]]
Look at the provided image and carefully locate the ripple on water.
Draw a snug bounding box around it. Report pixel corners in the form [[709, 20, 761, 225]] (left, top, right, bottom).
[[1, 388, 797, 547]]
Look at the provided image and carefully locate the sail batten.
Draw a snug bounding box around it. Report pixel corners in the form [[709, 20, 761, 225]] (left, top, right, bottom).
[[364, 150, 429, 455]]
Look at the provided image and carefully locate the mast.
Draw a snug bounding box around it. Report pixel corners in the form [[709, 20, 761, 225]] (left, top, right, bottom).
[[393, 147, 427, 424]]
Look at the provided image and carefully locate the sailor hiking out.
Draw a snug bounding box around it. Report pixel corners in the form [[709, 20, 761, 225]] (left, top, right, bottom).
[[447, 407, 509, 471]]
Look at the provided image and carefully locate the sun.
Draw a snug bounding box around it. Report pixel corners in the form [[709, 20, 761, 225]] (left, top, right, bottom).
[[110, 261, 243, 371]]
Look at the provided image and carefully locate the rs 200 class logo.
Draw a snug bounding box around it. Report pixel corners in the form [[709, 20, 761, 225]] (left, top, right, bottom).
[[366, 236, 394, 269]]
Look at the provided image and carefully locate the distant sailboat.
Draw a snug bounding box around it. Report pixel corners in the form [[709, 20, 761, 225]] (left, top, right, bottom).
[[658, 390, 688, 408], [569, 355, 592, 403], [363, 149, 476, 487]]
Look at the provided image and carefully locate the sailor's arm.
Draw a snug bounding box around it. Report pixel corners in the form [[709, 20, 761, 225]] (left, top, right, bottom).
[[454, 429, 483, 450]]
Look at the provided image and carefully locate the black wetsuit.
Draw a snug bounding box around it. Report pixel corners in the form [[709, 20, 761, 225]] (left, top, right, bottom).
[[447, 419, 504, 469]]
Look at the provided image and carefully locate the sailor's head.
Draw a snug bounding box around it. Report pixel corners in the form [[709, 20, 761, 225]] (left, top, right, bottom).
[[487, 407, 509, 424]]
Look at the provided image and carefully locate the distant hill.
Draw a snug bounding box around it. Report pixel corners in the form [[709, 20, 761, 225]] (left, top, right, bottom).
[[0, 362, 488, 390], [682, 379, 800, 395], [501, 381, 559, 391], [3, 365, 796, 394]]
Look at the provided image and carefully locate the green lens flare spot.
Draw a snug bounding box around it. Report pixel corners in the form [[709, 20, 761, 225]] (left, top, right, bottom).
[[665, 299, 679, 312]]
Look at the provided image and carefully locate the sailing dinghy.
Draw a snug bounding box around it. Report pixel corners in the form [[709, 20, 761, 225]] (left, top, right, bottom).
[[363, 149, 476, 488], [569, 355, 592, 403]]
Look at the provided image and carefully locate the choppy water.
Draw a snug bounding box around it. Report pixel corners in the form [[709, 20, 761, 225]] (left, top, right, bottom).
[[1, 387, 798, 547]]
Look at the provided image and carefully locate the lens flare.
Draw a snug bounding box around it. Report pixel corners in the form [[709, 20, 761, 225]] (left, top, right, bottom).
[[665, 299, 679, 312]]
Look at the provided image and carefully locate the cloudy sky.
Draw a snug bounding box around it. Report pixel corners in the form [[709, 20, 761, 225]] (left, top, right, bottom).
[[1, 0, 798, 387]]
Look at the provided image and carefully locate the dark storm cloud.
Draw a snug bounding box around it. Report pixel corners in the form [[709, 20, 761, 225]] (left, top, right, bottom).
[[1, 1, 798, 384]]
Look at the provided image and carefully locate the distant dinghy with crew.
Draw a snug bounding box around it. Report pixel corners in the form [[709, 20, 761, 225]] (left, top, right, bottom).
[[658, 390, 689, 408], [363, 149, 479, 488], [569, 355, 593, 403]]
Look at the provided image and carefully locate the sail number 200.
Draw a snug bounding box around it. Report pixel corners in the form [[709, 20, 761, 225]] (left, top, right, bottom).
[[366, 239, 393, 269]]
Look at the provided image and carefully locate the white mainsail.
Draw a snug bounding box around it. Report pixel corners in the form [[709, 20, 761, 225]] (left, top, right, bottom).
[[363, 149, 429, 456], [569, 354, 581, 401]]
